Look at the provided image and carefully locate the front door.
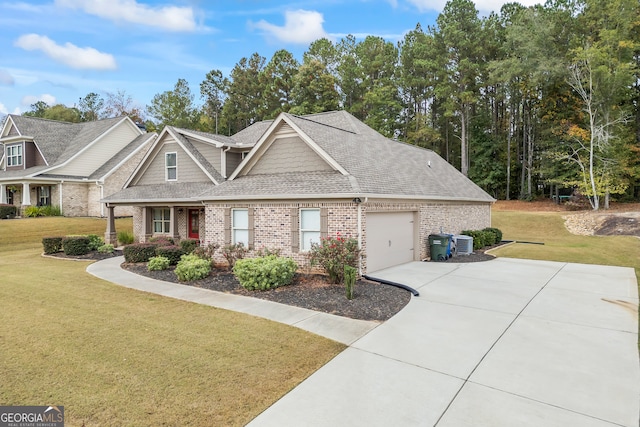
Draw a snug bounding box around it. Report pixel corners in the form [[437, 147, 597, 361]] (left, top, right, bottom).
[[188, 209, 200, 239]]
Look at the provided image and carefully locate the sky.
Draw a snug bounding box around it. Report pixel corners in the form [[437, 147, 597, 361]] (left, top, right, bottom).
[[0, 0, 541, 118]]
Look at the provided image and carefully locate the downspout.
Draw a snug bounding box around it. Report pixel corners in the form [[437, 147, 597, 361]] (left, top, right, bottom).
[[96, 181, 104, 217], [222, 147, 231, 179], [59, 181, 63, 215]]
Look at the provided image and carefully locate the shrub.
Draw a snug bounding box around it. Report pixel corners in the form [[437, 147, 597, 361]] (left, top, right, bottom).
[[461, 230, 487, 250], [193, 243, 219, 265], [255, 247, 282, 257], [483, 227, 503, 245], [98, 244, 115, 254], [222, 243, 247, 269], [175, 254, 211, 281], [148, 256, 170, 271], [42, 237, 63, 254], [62, 236, 91, 256], [24, 205, 62, 217], [308, 233, 360, 284], [123, 243, 158, 263], [149, 236, 174, 246], [344, 265, 357, 300], [24, 206, 42, 218], [233, 255, 297, 291], [87, 234, 104, 251], [155, 245, 184, 265], [179, 238, 199, 254], [117, 230, 134, 245], [0, 204, 17, 219]]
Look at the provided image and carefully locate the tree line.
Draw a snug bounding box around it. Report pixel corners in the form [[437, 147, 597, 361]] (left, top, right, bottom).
[[22, 0, 639, 208]]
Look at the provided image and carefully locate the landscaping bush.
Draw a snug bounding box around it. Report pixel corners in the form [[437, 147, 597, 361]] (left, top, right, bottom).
[[461, 228, 503, 250], [123, 243, 158, 263], [42, 237, 63, 254], [155, 245, 184, 265], [149, 236, 175, 246], [148, 256, 170, 271], [0, 204, 17, 219], [98, 244, 115, 254], [175, 254, 211, 281], [179, 238, 199, 254], [24, 205, 62, 217], [308, 233, 359, 284], [193, 243, 219, 265], [24, 206, 43, 218], [482, 227, 503, 245], [222, 243, 247, 268], [117, 230, 134, 245], [62, 236, 91, 256], [344, 265, 357, 300], [233, 255, 297, 291], [87, 234, 104, 251], [255, 247, 282, 257]]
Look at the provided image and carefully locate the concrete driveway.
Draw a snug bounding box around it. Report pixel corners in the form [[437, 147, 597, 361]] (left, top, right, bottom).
[[248, 258, 639, 427]]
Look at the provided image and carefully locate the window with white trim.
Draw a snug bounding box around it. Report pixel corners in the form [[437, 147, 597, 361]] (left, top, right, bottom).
[[165, 152, 177, 181], [232, 208, 249, 246], [300, 208, 321, 251], [37, 186, 50, 206], [152, 208, 171, 233], [7, 145, 22, 166]]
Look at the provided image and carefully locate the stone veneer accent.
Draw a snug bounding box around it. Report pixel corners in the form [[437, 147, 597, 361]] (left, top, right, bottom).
[[132, 200, 491, 273]]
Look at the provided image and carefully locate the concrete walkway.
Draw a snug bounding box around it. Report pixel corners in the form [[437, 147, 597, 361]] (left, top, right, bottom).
[[87, 257, 378, 345], [88, 257, 640, 426]]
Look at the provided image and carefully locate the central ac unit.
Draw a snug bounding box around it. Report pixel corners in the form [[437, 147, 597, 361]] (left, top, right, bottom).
[[453, 235, 473, 255]]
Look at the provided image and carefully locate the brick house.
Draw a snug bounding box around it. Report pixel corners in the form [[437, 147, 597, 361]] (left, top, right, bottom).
[[0, 115, 155, 217], [104, 111, 494, 273]]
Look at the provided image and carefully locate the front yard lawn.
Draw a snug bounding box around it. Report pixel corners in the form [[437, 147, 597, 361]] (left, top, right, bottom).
[[0, 217, 344, 426]]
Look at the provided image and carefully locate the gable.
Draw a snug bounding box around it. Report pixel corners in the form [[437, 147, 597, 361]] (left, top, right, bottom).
[[247, 135, 333, 175], [133, 136, 211, 185], [51, 119, 141, 177]]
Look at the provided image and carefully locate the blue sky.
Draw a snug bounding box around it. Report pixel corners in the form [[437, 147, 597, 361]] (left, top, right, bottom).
[[0, 0, 539, 117]]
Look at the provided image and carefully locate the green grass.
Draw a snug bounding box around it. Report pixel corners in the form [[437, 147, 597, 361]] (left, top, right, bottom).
[[490, 209, 640, 348], [0, 217, 345, 426]]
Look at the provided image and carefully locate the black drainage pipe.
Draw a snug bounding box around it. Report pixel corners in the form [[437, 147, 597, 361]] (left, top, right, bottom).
[[363, 275, 420, 297]]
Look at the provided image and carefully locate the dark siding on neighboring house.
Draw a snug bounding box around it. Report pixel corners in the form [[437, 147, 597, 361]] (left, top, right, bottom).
[[25, 141, 37, 168]]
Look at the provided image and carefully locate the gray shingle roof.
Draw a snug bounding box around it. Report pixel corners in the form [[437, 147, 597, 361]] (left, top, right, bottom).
[[7, 115, 123, 165], [232, 120, 272, 146], [103, 182, 215, 203]]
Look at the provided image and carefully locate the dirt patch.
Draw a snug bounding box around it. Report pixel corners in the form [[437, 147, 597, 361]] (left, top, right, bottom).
[[564, 211, 640, 237]]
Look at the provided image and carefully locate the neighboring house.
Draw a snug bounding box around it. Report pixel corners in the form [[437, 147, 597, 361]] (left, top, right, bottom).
[[0, 115, 156, 217], [104, 111, 495, 273]]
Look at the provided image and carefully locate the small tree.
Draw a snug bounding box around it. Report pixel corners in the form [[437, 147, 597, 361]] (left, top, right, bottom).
[[308, 233, 359, 284]]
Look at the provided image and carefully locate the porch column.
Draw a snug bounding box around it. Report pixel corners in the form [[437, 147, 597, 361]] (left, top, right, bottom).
[[104, 205, 117, 246], [21, 183, 31, 205], [169, 206, 180, 241], [0, 184, 6, 204], [142, 207, 152, 242]]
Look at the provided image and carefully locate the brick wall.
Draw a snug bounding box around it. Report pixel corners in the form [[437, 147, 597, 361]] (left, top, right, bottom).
[[133, 199, 491, 273], [59, 183, 88, 217]]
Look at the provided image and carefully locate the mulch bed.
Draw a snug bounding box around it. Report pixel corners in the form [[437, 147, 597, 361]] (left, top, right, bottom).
[[49, 247, 496, 322]]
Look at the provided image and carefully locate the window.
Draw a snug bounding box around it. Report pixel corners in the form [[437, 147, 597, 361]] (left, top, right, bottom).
[[6, 188, 13, 205], [232, 208, 249, 245], [7, 145, 22, 167], [153, 208, 171, 233], [300, 208, 321, 251], [165, 152, 177, 181], [37, 186, 50, 206]]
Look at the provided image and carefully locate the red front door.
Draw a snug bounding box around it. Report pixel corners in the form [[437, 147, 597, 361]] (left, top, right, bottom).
[[188, 209, 200, 239]]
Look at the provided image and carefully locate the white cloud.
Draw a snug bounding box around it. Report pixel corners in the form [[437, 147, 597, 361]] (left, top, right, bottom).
[[0, 69, 14, 85], [408, 0, 542, 14], [55, 0, 197, 32], [14, 34, 117, 70], [21, 94, 58, 106], [0, 103, 8, 114], [252, 10, 329, 44]]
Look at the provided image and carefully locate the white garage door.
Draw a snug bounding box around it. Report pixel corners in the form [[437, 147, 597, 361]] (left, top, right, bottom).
[[366, 211, 415, 272]]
